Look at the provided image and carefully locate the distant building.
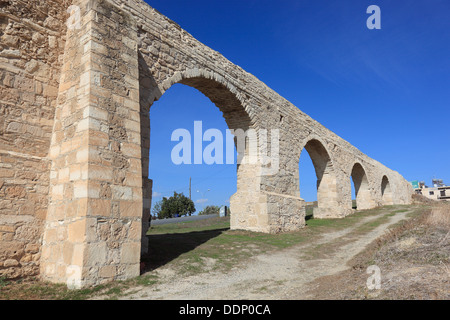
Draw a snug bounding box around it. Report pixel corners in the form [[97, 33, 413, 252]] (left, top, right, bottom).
[[412, 179, 450, 201]]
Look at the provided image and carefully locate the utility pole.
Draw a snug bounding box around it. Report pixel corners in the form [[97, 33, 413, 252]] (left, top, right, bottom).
[[189, 177, 191, 200], [197, 189, 211, 212]]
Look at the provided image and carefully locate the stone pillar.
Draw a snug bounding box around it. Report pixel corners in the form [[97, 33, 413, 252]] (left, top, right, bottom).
[[230, 163, 269, 232], [230, 129, 305, 234], [40, 0, 143, 288], [314, 171, 341, 218], [355, 188, 377, 210]]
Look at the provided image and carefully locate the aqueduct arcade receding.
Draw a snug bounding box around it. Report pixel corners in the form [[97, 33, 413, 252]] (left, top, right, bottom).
[[0, 0, 413, 287]]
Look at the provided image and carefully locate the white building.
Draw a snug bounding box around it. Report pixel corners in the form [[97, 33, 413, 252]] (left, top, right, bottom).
[[414, 179, 450, 201]]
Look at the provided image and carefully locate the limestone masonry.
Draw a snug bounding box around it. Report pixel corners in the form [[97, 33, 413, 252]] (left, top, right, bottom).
[[0, 0, 413, 288]]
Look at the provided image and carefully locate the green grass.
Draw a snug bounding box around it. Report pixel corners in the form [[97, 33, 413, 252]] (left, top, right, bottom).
[[147, 216, 230, 235], [0, 276, 7, 289], [352, 214, 391, 234], [306, 208, 378, 229], [0, 279, 104, 300], [0, 271, 160, 300]]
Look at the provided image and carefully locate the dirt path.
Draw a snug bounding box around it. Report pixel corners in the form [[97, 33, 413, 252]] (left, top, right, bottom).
[[123, 210, 412, 300]]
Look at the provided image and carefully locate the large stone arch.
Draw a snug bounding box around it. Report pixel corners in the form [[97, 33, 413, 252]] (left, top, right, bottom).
[[138, 67, 260, 251], [140, 66, 255, 128]]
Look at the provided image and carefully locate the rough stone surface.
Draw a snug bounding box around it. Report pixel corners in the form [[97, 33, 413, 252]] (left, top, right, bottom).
[[0, 0, 68, 280], [0, 0, 413, 287]]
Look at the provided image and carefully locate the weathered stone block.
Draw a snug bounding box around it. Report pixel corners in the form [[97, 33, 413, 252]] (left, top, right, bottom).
[[4, 259, 20, 267], [120, 242, 141, 264], [67, 219, 87, 243], [99, 265, 117, 278], [119, 200, 141, 218]]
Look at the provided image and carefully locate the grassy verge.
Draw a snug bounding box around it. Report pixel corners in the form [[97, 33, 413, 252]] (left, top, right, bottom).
[[0, 273, 159, 300], [147, 216, 230, 235]]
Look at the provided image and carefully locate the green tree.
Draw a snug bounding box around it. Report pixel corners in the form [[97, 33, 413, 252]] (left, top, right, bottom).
[[154, 192, 196, 219], [199, 205, 220, 215], [152, 200, 163, 218]]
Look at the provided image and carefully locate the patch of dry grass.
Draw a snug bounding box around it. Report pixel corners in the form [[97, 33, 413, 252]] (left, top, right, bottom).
[[424, 204, 450, 228], [306, 203, 450, 300]]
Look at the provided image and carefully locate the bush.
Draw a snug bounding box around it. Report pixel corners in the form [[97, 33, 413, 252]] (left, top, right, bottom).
[[153, 192, 196, 219], [199, 205, 220, 215]]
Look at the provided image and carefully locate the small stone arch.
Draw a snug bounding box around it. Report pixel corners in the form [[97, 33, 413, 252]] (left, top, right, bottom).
[[298, 137, 340, 219], [381, 175, 394, 205], [350, 162, 376, 210]]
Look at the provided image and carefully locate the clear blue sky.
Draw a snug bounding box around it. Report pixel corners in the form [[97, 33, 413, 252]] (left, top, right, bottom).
[[145, 0, 450, 212]]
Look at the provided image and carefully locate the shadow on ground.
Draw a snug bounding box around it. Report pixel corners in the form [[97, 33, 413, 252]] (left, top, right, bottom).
[[140, 228, 229, 273]]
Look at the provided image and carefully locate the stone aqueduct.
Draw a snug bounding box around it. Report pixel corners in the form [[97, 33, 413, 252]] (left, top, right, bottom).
[[0, 0, 413, 288]]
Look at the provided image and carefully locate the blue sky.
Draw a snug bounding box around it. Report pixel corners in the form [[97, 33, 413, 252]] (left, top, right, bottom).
[[145, 0, 450, 212]]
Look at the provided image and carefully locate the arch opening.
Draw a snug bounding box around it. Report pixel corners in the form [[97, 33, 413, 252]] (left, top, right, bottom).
[[381, 175, 394, 206], [351, 178, 357, 209], [350, 163, 373, 210], [138, 68, 259, 268], [299, 139, 339, 219]]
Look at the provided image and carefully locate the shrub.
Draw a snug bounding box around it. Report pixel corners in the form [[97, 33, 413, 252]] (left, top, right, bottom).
[[153, 192, 196, 219], [199, 205, 220, 215]]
